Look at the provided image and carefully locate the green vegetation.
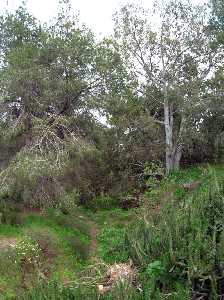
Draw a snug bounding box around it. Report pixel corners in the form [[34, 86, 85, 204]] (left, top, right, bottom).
[[0, 0, 224, 299], [0, 165, 224, 299], [0, 208, 91, 299]]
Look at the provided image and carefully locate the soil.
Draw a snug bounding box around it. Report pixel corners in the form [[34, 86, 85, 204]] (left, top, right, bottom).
[[0, 237, 18, 251], [89, 222, 99, 255]]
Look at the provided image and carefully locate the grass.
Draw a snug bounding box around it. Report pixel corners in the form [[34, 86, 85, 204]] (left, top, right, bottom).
[[98, 226, 129, 263], [0, 224, 21, 236], [0, 208, 92, 299], [0, 203, 138, 299], [20, 281, 146, 300], [1, 164, 224, 299], [91, 207, 137, 227]]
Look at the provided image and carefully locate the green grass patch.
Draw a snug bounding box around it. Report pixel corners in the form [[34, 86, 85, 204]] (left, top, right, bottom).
[[0, 224, 21, 236], [0, 208, 92, 299]]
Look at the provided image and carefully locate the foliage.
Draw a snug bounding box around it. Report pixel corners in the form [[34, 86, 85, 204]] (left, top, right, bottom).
[[145, 260, 165, 280], [0, 0, 224, 298], [0, 0, 222, 209], [143, 161, 165, 189], [57, 190, 80, 214], [125, 167, 224, 298], [113, 0, 221, 172]]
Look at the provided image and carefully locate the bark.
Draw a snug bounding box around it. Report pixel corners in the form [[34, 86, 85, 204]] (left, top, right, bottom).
[[164, 100, 173, 174], [165, 135, 183, 174], [164, 101, 185, 174], [173, 144, 183, 169]]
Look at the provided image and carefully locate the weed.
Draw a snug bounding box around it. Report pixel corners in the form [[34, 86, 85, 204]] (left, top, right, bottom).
[[98, 226, 129, 263]]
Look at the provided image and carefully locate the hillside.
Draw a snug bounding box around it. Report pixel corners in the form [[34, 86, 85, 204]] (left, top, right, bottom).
[[0, 165, 223, 299], [0, 1, 224, 299]]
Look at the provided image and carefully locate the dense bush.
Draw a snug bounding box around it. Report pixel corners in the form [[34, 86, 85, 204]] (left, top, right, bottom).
[[125, 168, 224, 299], [56, 190, 80, 214]]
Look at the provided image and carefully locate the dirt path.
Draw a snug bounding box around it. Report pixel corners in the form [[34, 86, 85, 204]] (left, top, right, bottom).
[[89, 222, 99, 255], [0, 237, 17, 251], [78, 215, 100, 260]]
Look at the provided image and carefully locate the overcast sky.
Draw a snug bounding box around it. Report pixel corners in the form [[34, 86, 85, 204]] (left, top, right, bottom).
[[1, 0, 207, 37]]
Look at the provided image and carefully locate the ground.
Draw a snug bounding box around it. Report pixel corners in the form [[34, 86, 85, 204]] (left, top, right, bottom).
[[0, 205, 135, 299], [0, 165, 223, 299]]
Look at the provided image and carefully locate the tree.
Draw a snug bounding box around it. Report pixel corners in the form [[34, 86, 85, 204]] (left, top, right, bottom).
[[113, 0, 219, 173], [203, 0, 224, 161], [211, 0, 224, 31]]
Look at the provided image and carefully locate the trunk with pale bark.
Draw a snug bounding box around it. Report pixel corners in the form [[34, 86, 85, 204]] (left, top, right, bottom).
[[164, 101, 184, 174], [165, 144, 183, 174]]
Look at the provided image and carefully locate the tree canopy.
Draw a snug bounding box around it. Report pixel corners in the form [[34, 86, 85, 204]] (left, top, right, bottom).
[[0, 0, 223, 203]]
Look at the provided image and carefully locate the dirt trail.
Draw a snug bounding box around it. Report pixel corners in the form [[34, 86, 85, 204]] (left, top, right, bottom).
[[89, 222, 99, 255], [88, 222, 101, 265], [78, 215, 100, 260], [0, 237, 17, 251]]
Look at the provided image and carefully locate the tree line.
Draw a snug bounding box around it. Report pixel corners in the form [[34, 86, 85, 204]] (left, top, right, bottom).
[[0, 0, 223, 206]]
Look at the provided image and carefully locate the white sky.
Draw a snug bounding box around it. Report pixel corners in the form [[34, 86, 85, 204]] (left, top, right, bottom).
[[1, 0, 207, 37]]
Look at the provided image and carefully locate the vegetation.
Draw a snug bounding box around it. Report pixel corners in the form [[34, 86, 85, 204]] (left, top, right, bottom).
[[0, 0, 224, 299]]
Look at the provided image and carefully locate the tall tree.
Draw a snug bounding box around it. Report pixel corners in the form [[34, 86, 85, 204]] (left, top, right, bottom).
[[114, 1, 219, 173], [0, 4, 108, 131]]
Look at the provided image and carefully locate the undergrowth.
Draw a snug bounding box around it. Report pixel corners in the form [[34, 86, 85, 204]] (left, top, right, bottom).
[[126, 166, 224, 299], [1, 165, 224, 299], [0, 209, 91, 299]]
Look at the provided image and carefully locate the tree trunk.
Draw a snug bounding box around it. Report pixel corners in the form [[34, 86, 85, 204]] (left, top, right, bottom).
[[161, 29, 184, 174], [164, 101, 184, 174], [164, 100, 174, 174], [173, 144, 183, 169], [165, 137, 183, 174]]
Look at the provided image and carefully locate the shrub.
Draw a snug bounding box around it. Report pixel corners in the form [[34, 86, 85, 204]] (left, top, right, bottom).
[[12, 237, 41, 267], [57, 189, 80, 214], [0, 200, 24, 225], [88, 194, 118, 211], [125, 168, 224, 299], [143, 161, 165, 189], [0, 149, 66, 208]]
